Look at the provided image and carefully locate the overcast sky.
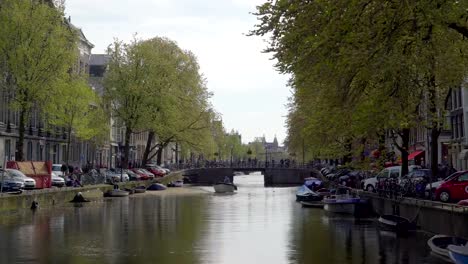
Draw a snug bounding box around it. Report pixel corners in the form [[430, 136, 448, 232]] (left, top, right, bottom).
[[65, 0, 290, 144]]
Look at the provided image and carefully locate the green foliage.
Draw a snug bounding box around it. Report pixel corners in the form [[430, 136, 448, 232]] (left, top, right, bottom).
[[251, 0, 468, 169], [0, 0, 77, 160]]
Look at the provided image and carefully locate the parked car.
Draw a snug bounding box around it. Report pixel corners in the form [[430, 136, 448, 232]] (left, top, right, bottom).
[[105, 169, 129, 183], [52, 164, 65, 177], [113, 169, 130, 182], [0, 169, 25, 191], [51, 172, 65, 187], [124, 169, 140, 181], [363, 165, 421, 192], [0, 169, 36, 190], [131, 168, 150, 180], [435, 171, 468, 202], [425, 171, 464, 198], [138, 169, 155, 179], [145, 165, 165, 177]]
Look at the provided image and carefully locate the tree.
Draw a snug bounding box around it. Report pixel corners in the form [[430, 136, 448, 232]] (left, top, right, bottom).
[[45, 74, 108, 164], [104, 37, 164, 169], [251, 0, 468, 175], [0, 0, 77, 160], [140, 43, 213, 165]]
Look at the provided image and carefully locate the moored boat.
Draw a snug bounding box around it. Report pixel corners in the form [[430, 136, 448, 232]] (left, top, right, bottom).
[[214, 183, 237, 193], [449, 244, 468, 264], [378, 215, 414, 233], [323, 188, 361, 214], [134, 186, 146, 193], [296, 185, 322, 202], [300, 201, 324, 208], [104, 189, 129, 197], [147, 183, 167, 191], [428, 235, 468, 260]]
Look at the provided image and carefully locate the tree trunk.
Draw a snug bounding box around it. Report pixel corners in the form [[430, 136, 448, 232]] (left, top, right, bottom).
[[428, 55, 440, 179], [400, 128, 410, 177], [342, 139, 352, 164], [430, 127, 440, 179], [156, 147, 163, 165], [142, 130, 155, 165], [123, 126, 132, 169], [16, 108, 26, 161]]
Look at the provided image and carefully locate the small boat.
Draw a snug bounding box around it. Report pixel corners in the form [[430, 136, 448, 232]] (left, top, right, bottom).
[[378, 215, 414, 233], [134, 186, 146, 194], [173, 180, 183, 187], [124, 188, 135, 195], [323, 188, 361, 214], [296, 185, 322, 202], [300, 201, 324, 208], [428, 235, 468, 260], [147, 183, 167, 191], [316, 188, 332, 197], [214, 182, 237, 193], [458, 199, 468, 206], [449, 244, 468, 264], [104, 189, 129, 197], [303, 177, 322, 190], [167, 180, 184, 187]]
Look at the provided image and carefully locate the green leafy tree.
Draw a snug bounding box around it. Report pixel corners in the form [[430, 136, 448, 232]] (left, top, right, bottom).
[[104, 37, 159, 168], [0, 0, 77, 160], [46, 74, 108, 164], [251, 0, 468, 176]]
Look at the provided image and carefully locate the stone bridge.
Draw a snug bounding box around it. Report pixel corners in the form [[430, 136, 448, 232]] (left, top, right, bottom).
[[180, 167, 321, 187]]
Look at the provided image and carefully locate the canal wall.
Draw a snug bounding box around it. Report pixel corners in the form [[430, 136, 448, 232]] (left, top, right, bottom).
[[360, 191, 468, 237], [0, 172, 184, 212]]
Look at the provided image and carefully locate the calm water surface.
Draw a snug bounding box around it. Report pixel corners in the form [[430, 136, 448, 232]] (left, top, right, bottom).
[[0, 173, 449, 264]]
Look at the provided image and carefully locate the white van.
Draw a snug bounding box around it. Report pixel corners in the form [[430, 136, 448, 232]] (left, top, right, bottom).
[[363, 165, 422, 192]]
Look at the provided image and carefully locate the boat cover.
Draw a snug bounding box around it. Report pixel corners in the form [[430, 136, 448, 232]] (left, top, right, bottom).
[[147, 183, 167, 191], [296, 185, 319, 196]]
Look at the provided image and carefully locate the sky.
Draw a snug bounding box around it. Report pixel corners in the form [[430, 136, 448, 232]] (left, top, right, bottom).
[[65, 0, 290, 145]]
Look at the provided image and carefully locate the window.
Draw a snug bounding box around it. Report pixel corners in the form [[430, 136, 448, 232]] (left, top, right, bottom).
[[458, 88, 462, 108], [36, 142, 41, 161], [27, 141, 33, 160], [390, 170, 400, 178], [4, 139, 11, 161], [458, 173, 468, 182], [45, 143, 50, 161]]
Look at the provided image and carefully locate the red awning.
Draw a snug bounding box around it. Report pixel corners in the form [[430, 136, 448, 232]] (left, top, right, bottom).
[[408, 151, 424, 160]]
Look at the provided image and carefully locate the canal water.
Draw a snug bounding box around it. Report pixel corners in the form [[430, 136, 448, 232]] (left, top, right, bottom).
[[0, 173, 449, 264]]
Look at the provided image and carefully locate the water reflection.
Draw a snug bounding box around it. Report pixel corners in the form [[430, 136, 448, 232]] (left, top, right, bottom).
[[0, 174, 451, 264]]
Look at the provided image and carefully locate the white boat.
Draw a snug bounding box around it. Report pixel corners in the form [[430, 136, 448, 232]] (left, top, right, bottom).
[[323, 188, 361, 214], [428, 235, 468, 260], [104, 189, 129, 197], [214, 183, 237, 193], [448, 243, 468, 264]]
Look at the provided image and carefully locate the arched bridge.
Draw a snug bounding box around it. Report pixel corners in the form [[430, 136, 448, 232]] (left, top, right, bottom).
[[180, 166, 322, 187]]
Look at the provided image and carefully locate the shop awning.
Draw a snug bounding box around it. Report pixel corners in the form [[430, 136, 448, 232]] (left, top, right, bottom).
[[458, 149, 468, 160], [408, 150, 424, 160]]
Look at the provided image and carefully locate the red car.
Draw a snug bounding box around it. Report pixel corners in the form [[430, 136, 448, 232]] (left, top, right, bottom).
[[435, 172, 468, 202], [131, 168, 151, 180], [146, 167, 165, 177]]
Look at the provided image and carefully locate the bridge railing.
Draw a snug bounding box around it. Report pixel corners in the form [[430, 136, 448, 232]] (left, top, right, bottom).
[[166, 161, 316, 171]]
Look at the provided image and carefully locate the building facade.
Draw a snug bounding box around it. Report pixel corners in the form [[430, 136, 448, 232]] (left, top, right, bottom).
[[0, 22, 95, 168]]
